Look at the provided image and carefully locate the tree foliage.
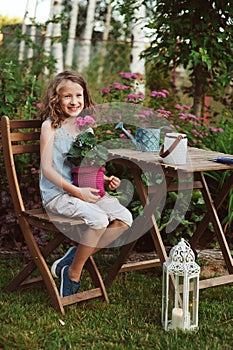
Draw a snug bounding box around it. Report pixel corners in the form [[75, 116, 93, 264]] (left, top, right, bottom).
[[146, 0, 233, 116], [117, 0, 233, 117]]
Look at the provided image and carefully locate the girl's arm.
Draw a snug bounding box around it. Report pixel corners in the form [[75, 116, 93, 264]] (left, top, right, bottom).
[[40, 120, 100, 203]]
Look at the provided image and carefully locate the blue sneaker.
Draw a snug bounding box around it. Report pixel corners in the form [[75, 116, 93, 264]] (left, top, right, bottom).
[[51, 246, 77, 278], [60, 265, 81, 297]]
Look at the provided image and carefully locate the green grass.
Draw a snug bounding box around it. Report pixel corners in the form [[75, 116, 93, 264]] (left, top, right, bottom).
[[0, 256, 232, 350]]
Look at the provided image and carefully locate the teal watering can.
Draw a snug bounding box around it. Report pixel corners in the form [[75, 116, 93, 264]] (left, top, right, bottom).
[[115, 122, 161, 152]]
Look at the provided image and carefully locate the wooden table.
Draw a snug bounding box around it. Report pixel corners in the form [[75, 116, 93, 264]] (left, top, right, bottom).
[[105, 147, 233, 290]]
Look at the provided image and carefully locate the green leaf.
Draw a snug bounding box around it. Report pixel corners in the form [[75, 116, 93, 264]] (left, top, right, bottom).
[[64, 131, 108, 166]]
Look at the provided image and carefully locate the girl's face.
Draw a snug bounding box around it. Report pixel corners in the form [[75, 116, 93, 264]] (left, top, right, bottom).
[[58, 80, 84, 118]]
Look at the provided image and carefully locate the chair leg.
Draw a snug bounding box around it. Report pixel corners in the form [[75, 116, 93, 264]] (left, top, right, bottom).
[[35, 256, 65, 314], [16, 218, 66, 314], [4, 218, 109, 313], [4, 260, 37, 292], [4, 231, 64, 292], [105, 241, 137, 287], [85, 256, 109, 303], [4, 246, 65, 314]]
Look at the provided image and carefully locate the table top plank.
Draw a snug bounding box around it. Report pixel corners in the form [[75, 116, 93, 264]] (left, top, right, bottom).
[[109, 147, 233, 173]]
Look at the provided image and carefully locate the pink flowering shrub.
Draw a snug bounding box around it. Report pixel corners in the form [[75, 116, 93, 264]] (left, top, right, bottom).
[[100, 72, 226, 148], [100, 72, 145, 104], [149, 91, 225, 148], [100, 73, 227, 148]]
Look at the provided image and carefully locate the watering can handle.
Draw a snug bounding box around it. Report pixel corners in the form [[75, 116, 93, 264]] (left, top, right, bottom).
[[159, 134, 184, 158]]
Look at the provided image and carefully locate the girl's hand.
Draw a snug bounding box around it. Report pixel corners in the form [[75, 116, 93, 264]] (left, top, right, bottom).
[[105, 175, 121, 190], [77, 187, 100, 203]]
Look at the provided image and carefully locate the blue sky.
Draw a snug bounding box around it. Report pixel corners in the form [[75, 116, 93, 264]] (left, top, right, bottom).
[[0, 0, 51, 23]]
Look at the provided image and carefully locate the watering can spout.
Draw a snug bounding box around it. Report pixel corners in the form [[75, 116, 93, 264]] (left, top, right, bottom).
[[115, 122, 123, 130], [115, 122, 136, 145]]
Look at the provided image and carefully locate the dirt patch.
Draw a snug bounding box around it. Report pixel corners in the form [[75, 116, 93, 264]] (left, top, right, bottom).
[[196, 249, 228, 278], [125, 249, 229, 278]]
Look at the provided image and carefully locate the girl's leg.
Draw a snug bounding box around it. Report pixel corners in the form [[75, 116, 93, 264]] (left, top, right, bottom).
[[60, 220, 129, 297], [95, 219, 129, 249], [48, 194, 132, 296], [60, 227, 105, 297], [69, 220, 129, 282], [68, 228, 105, 282]]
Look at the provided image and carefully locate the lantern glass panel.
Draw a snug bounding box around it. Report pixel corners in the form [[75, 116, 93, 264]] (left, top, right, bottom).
[[162, 272, 199, 330], [162, 239, 200, 331]]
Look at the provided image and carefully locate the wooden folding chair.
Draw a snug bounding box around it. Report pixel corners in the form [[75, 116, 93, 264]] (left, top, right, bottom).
[[1, 115, 109, 314]]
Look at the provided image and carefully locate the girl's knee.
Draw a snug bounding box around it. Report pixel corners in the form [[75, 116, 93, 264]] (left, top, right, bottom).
[[124, 210, 133, 227], [91, 214, 109, 230]]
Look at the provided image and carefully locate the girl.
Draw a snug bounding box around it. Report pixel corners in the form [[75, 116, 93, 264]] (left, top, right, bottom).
[[39, 70, 133, 298]]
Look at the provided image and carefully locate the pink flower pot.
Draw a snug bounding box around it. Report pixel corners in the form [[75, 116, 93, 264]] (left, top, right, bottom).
[[71, 166, 106, 197]]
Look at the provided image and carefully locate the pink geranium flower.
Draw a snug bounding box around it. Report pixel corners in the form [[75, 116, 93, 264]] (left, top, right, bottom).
[[75, 117, 85, 126], [84, 115, 95, 124], [75, 115, 95, 128]]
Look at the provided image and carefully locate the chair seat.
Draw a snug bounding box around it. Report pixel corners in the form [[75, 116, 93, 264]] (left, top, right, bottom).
[[23, 207, 85, 227]]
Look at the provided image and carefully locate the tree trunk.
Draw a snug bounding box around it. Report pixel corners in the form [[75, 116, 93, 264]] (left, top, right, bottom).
[[27, 25, 36, 60], [97, 3, 112, 83], [193, 64, 205, 118], [44, 0, 54, 75], [65, 0, 80, 69], [52, 0, 64, 73], [76, 0, 97, 72], [130, 0, 146, 94], [27, 0, 38, 60], [18, 0, 30, 62]]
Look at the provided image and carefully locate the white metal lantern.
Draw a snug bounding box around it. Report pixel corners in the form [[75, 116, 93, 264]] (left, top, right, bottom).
[[162, 238, 200, 331]]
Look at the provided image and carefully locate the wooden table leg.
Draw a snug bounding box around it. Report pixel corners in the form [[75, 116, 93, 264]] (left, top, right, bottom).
[[105, 165, 169, 287], [191, 172, 233, 248], [192, 172, 233, 274], [133, 167, 168, 264]]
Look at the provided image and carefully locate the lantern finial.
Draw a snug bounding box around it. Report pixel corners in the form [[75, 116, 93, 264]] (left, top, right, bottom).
[[165, 238, 200, 276]]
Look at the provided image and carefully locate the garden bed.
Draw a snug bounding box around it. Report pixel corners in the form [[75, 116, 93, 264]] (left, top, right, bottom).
[[0, 246, 228, 279]]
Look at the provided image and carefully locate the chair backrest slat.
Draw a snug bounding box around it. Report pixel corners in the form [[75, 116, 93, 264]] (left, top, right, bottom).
[[10, 119, 42, 129], [11, 131, 41, 142], [1, 116, 42, 215], [12, 144, 40, 154]]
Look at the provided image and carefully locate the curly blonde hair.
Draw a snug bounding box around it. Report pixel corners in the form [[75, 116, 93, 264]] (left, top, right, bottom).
[[39, 71, 95, 128]]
